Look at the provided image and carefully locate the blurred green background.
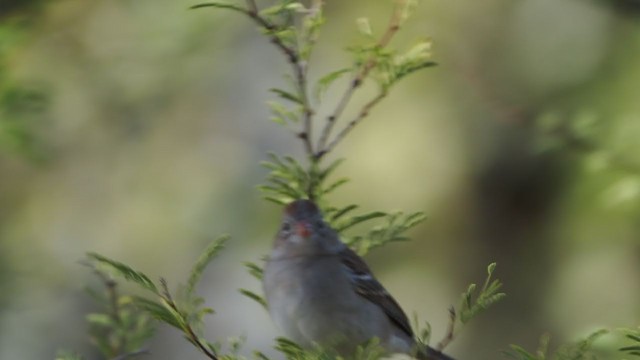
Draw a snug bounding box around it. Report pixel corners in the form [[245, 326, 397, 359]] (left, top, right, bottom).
[[1, 0, 639, 359]]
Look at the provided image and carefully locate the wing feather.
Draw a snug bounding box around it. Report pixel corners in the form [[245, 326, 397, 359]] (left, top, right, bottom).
[[338, 246, 414, 338]]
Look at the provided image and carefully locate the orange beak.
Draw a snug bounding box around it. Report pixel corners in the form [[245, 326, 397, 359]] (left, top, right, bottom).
[[295, 222, 311, 238]]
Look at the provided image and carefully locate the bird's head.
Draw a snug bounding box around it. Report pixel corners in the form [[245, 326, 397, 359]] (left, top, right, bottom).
[[271, 199, 343, 259]]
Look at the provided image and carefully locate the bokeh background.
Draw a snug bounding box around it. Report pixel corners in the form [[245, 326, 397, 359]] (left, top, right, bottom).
[[1, 0, 639, 359]]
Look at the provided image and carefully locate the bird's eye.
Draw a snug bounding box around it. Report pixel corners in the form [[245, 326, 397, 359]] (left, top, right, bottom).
[[281, 223, 292, 232], [315, 221, 325, 229]]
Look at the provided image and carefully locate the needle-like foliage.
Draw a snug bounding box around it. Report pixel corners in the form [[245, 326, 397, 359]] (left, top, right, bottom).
[[84, 235, 229, 360], [504, 329, 610, 360]]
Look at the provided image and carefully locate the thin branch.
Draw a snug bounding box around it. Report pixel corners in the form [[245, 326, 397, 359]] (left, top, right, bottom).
[[107, 278, 128, 355], [321, 90, 387, 156], [298, 65, 314, 157], [316, 0, 407, 156], [91, 266, 128, 357], [436, 307, 457, 352], [160, 279, 219, 360], [241, 1, 315, 156]]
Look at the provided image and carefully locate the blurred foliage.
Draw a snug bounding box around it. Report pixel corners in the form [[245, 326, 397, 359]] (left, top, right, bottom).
[[620, 327, 640, 358], [0, 3, 48, 159], [56, 264, 156, 360], [83, 235, 230, 360], [0, 0, 45, 17], [86, 268, 155, 359], [0, 0, 638, 359], [504, 330, 610, 360]]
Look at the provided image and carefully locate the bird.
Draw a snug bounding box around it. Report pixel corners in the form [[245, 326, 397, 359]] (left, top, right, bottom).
[[263, 199, 455, 360]]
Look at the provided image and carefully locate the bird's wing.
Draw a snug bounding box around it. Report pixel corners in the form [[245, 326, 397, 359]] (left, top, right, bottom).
[[338, 246, 414, 338]]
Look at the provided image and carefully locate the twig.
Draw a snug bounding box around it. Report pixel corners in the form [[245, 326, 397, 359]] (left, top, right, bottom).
[[321, 90, 387, 156], [244, 0, 257, 14], [436, 307, 457, 352], [107, 278, 128, 355], [242, 0, 314, 156], [159, 279, 219, 360], [316, 0, 407, 157], [91, 266, 128, 357]]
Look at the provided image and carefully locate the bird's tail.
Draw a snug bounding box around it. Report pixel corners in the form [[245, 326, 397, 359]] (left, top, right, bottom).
[[417, 346, 456, 360]]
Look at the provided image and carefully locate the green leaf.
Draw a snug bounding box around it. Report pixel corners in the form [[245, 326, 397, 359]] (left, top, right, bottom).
[[190, 2, 246, 13], [274, 337, 305, 357], [318, 158, 344, 182], [262, 27, 297, 47], [270, 116, 286, 125], [329, 204, 358, 222], [459, 263, 505, 324], [391, 61, 437, 84], [244, 262, 264, 281], [87, 253, 158, 294], [186, 235, 229, 295], [270, 88, 303, 104], [621, 327, 640, 357], [239, 289, 267, 309], [314, 68, 352, 100], [260, 2, 300, 17], [253, 351, 272, 360], [300, 7, 325, 60], [263, 195, 290, 205], [335, 211, 386, 232], [269, 177, 305, 198], [503, 344, 536, 359], [86, 313, 112, 327], [283, 156, 307, 179], [131, 296, 184, 330], [320, 177, 349, 195], [266, 101, 299, 123], [356, 17, 373, 36]]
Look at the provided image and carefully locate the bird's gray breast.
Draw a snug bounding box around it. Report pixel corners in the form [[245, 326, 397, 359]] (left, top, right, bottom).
[[263, 256, 390, 349]]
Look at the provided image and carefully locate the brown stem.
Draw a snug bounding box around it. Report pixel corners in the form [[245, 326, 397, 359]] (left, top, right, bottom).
[[242, 1, 314, 157], [316, 0, 406, 156], [298, 63, 314, 157], [185, 325, 218, 360], [107, 279, 128, 355], [436, 307, 457, 352], [321, 90, 387, 157], [160, 279, 218, 360], [92, 268, 127, 357]]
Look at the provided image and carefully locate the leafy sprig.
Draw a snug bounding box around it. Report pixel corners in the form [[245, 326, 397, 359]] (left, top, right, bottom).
[[431, 263, 506, 352], [239, 261, 267, 309], [258, 337, 386, 360], [86, 235, 230, 360], [192, 0, 436, 198], [341, 211, 427, 256], [504, 329, 609, 360], [56, 264, 156, 360], [258, 153, 346, 204], [620, 327, 640, 357], [459, 262, 506, 324], [258, 152, 427, 253]]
